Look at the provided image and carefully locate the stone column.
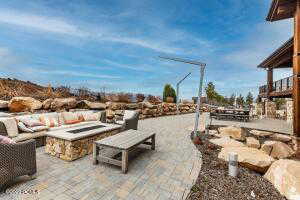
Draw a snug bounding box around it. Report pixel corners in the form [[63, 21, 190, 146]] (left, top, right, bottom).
[[286, 99, 294, 124], [265, 100, 276, 118]]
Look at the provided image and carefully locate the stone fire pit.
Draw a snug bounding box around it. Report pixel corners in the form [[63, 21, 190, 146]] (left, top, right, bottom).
[[45, 122, 122, 161]]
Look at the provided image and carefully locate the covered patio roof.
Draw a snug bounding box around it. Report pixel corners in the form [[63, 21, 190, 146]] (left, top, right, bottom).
[[257, 37, 293, 69], [267, 0, 296, 21]]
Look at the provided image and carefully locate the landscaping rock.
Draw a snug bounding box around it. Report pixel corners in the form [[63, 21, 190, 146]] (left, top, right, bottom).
[[50, 98, 77, 111], [261, 141, 294, 159], [218, 126, 246, 141], [210, 137, 246, 148], [77, 100, 106, 110], [126, 103, 139, 110], [0, 100, 9, 109], [270, 133, 292, 142], [143, 101, 155, 109], [218, 147, 275, 173], [264, 159, 300, 200], [42, 98, 53, 110], [9, 97, 42, 112], [246, 137, 260, 149], [250, 130, 274, 137]]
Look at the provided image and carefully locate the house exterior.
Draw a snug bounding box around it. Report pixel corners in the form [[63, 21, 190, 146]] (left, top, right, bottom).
[[258, 0, 300, 158]]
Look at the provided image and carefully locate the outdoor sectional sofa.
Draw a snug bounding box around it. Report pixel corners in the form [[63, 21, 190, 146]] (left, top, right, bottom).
[[0, 110, 106, 147]]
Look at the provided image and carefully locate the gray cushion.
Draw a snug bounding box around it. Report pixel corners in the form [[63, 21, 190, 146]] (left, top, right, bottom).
[[0, 121, 7, 136], [12, 131, 46, 142]]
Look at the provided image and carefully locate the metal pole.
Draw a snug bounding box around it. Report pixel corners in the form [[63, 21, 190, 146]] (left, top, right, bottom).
[[193, 65, 205, 137], [176, 72, 191, 114], [176, 83, 179, 114]]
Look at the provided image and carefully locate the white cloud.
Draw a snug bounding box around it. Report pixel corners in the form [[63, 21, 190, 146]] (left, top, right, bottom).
[[43, 70, 120, 79], [0, 47, 20, 69], [0, 9, 87, 37], [224, 20, 293, 68]]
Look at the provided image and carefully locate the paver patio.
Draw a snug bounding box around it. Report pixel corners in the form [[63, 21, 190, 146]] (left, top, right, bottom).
[[1, 114, 202, 200]]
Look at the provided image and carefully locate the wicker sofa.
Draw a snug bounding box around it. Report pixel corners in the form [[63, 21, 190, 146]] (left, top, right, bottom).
[[0, 110, 106, 147]]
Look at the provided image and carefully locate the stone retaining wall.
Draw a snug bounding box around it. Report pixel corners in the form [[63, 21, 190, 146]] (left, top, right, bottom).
[[105, 102, 196, 122], [45, 129, 120, 161]]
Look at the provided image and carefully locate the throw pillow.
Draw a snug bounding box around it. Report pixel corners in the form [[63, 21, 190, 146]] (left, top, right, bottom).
[[82, 112, 100, 121], [20, 118, 43, 127], [62, 112, 81, 124], [0, 118, 19, 138], [18, 122, 34, 133], [39, 115, 59, 128], [30, 126, 49, 132], [0, 135, 15, 144]]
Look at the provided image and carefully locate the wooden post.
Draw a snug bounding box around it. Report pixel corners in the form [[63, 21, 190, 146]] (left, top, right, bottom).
[[293, 0, 300, 158], [122, 150, 129, 174], [267, 68, 273, 99]]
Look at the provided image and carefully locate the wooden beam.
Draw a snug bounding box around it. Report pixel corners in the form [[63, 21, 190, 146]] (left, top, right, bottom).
[[293, 0, 300, 158], [267, 68, 274, 99]]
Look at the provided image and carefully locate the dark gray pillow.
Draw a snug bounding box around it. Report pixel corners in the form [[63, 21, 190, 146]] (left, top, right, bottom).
[[0, 121, 8, 136]]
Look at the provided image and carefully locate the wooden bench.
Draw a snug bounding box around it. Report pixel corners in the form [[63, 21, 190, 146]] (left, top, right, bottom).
[[93, 129, 156, 173]]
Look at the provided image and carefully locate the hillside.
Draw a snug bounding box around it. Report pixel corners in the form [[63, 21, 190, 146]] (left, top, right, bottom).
[[0, 78, 73, 101]]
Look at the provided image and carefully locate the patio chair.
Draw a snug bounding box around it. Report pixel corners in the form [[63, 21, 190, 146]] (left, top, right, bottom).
[[115, 110, 139, 131], [0, 137, 37, 191]]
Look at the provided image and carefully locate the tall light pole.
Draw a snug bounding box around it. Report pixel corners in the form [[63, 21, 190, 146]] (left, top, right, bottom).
[[176, 72, 192, 114], [159, 56, 206, 138]]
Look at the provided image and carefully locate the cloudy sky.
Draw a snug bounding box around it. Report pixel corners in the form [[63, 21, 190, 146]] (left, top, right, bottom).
[[0, 0, 293, 98]]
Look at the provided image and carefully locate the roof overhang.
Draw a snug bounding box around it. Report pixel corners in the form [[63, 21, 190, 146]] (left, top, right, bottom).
[[267, 0, 296, 21], [257, 37, 293, 69]]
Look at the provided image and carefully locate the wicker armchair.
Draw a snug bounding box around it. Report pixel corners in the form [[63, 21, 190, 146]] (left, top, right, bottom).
[[0, 139, 37, 190], [115, 110, 139, 131]]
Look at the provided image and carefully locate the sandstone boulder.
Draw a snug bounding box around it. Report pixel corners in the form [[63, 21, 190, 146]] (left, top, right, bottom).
[[218, 126, 246, 141], [126, 103, 139, 110], [250, 130, 273, 137], [210, 137, 246, 148], [76, 100, 106, 110], [42, 98, 53, 110], [246, 137, 260, 149], [270, 133, 292, 142], [0, 100, 9, 109], [261, 141, 294, 159], [9, 97, 42, 112], [264, 159, 300, 200], [50, 98, 77, 111], [218, 147, 275, 173], [143, 101, 155, 109]]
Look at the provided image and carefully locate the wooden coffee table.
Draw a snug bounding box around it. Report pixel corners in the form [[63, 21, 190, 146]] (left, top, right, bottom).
[[93, 130, 156, 173]]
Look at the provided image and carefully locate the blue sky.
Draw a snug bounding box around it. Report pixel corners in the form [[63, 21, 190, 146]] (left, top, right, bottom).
[[0, 0, 293, 99]]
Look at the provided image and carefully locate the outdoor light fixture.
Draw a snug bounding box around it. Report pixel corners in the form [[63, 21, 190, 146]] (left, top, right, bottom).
[[158, 56, 206, 138], [176, 72, 192, 114]]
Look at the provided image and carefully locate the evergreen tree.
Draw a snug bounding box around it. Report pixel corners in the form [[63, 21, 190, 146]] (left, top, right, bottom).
[[163, 84, 177, 102], [229, 94, 236, 106], [246, 92, 254, 106]]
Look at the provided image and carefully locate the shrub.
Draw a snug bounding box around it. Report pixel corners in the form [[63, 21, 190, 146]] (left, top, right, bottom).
[[163, 84, 177, 103]]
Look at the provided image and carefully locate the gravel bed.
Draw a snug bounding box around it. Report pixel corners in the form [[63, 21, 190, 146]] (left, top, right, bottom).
[[188, 135, 286, 200]]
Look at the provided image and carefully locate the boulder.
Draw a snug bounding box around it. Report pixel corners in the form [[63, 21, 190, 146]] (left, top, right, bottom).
[[270, 133, 292, 142], [126, 103, 139, 110], [264, 159, 300, 200], [42, 98, 53, 110], [250, 130, 274, 137], [246, 137, 260, 149], [76, 100, 106, 110], [261, 141, 294, 159], [218, 147, 275, 173], [210, 137, 246, 148], [142, 101, 155, 109], [9, 97, 42, 112], [50, 98, 77, 111], [0, 100, 9, 109], [218, 126, 246, 141]]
